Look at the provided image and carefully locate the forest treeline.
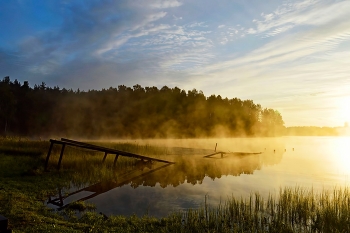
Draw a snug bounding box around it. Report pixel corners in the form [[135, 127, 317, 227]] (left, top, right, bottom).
[[0, 76, 285, 138]]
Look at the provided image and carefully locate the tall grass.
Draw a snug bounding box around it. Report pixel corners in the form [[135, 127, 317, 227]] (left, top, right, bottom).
[[0, 136, 47, 156], [179, 187, 350, 232]]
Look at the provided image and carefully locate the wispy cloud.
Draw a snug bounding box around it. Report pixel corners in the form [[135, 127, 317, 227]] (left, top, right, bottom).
[[1, 0, 350, 126], [148, 0, 183, 9], [247, 0, 350, 38]]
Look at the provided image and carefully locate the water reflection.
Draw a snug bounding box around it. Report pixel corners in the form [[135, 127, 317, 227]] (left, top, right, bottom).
[[47, 141, 284, 216], [132, 150, 282, 188], [47, 162, 174, 209]]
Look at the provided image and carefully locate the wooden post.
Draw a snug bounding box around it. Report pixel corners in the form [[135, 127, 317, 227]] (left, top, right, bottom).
[[215, 143, 217, 152], [57, 144, 66, 170], [113, 154, 119, 167], [221, 152, 223, 158], [58, 189, 63, 206], [44, 141, 54, 171], [102, 152, 108, 163]]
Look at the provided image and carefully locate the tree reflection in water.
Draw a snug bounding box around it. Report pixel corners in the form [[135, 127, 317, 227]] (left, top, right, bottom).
[[48, 144, 283, 211]]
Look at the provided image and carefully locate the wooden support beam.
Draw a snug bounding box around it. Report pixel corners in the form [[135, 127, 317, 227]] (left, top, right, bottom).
[[58, 189, 63, 206], [46, 138, 175, 172], [60, 138, 175, 164], [113, 154, 119, 167], [44, 141, 54, 170], [102, 152, 108, 163], [204, 151, 262, 159], [57, 144, 66, 170], [204, 151, 226, 158]]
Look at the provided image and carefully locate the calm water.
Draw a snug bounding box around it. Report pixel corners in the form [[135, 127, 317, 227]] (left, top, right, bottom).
[[47, 136, 350, 217]]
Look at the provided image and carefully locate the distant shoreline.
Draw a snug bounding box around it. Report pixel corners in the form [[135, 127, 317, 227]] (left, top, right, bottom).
[[285, 126, 350, 136]]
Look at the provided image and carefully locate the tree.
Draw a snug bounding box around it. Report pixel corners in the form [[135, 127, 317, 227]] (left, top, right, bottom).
[[260, 108, 285, 136], [0, 77, 17, 135]]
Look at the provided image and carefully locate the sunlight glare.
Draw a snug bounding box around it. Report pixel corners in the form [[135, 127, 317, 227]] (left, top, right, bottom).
[[333, 137, 350, 175], [336, 97, 350, 126]]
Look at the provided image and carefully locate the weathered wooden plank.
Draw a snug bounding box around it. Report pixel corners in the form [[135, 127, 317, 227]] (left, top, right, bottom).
[[57, 144, 66, 170], [113, 154, 119, 167], [50, 139, 112, 153], [60, 138, 175, 164], [102, 152, 108, 163], [203, 151, 226, 158], [44, 141, 54, 170], [204, 151, 262, 158], [46, 138, 175, 173]]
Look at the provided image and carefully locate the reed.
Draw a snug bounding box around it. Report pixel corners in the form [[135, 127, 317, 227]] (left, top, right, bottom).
[[178, 186, 350, 232]]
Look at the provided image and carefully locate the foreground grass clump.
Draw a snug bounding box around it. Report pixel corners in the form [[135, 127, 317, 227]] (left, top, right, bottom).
[[182, 188, 350, 232], [1, 137, 350, 232]]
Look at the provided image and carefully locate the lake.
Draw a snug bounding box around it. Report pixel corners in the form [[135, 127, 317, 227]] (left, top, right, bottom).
[[47, 136, 350, 218]]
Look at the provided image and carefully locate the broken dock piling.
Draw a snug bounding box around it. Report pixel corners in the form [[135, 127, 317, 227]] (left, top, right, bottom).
[[204, 151, 262, 159], [44, 138, 175, 170], [204, 151, 226, 158]]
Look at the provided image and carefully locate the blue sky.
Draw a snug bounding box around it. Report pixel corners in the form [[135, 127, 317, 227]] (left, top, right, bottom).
[[1, 0, 349, 127]]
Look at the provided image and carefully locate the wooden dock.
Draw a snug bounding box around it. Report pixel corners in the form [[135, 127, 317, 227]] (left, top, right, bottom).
[[204, 151, 262, 159], [44, 138, 175, 170], [203, 151, 226, 158]]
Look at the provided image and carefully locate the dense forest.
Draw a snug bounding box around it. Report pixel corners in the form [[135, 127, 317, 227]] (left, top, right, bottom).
[[0, 76, 285, 138]]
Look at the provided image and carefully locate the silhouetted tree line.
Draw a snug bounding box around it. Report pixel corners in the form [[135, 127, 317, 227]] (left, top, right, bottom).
[[0, 76, 285, 138]]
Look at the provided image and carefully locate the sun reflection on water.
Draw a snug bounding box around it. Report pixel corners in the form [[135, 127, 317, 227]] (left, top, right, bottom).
[[333, 137, 350, 176]]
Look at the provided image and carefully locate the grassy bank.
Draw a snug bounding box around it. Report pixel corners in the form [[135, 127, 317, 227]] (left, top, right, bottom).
[[0, 138, 349, 232]]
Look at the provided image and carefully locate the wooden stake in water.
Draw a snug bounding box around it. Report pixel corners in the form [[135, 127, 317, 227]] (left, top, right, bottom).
[[215, 143, 217, 152]]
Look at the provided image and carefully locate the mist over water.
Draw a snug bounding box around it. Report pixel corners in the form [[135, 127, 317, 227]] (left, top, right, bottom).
[[48, 136, 350, 217]]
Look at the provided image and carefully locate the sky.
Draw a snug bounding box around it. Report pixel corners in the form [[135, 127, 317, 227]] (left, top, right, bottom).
[[0, 0, 349, 127]]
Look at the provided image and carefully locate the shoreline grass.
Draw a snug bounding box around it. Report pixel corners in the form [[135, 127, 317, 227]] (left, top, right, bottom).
[[180, 187, 350, 232], [1, 137, 350, 232]]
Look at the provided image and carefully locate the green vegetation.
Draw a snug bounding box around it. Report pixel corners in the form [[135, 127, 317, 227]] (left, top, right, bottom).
[[1, 138, 350, 232], [0, 76, 285, 138], [181, 188, 350, 232]]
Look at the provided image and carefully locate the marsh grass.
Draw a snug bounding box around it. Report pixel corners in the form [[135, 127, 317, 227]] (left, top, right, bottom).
[[178, 187, 350, 232]]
